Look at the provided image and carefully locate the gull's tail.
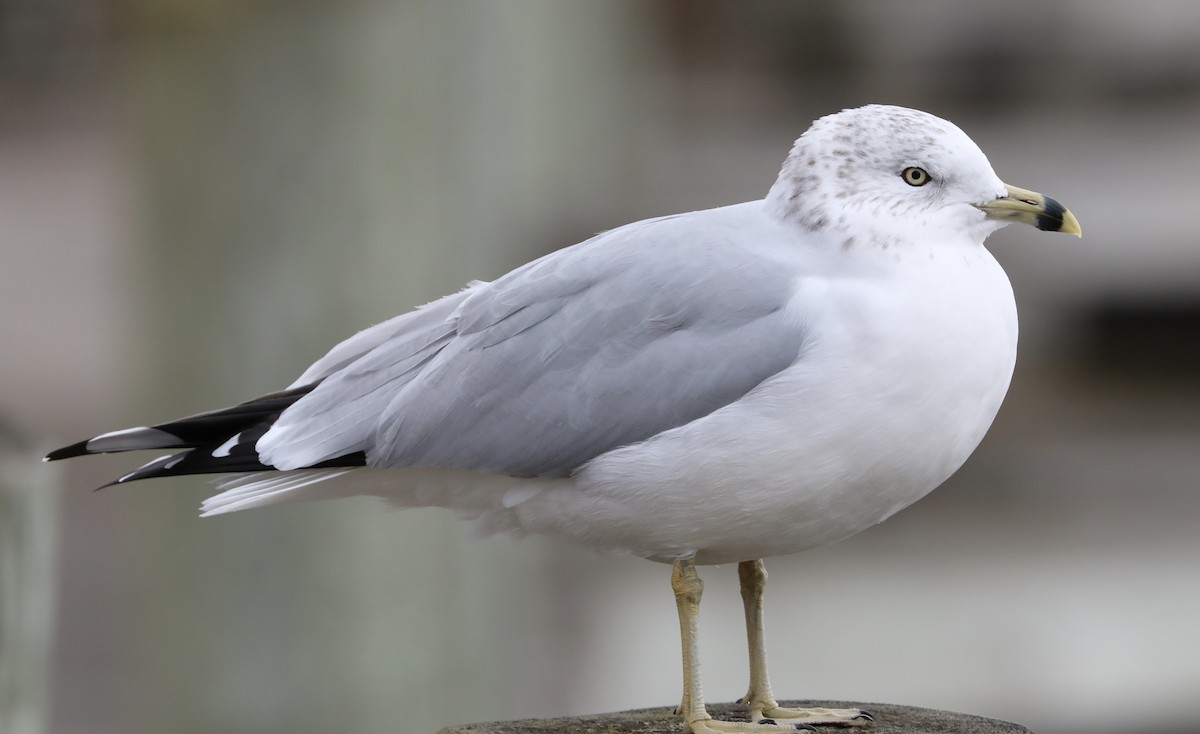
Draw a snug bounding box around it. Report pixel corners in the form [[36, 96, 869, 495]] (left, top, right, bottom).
[[44, 385, 365, 488]]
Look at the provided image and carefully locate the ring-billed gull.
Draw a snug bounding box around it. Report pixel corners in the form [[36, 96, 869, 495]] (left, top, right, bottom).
[[48, 105, 1080, 733]]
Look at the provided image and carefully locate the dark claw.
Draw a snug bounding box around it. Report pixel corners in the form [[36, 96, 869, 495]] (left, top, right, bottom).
[[795, 725, 819, 732], [758, 720, 776, 726], [737, 697, 746, 704], [853, 710, 876, 722]]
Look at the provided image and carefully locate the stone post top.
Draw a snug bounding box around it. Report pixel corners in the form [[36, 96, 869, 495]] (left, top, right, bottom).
[[438, 701, 1034, 734]]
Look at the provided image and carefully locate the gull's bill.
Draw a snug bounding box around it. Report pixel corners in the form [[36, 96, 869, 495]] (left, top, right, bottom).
[[976, 183, 1082, 236]]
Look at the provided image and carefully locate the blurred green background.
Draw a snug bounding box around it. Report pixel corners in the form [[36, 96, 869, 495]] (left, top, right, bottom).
[[2, 2, 1199, 733]]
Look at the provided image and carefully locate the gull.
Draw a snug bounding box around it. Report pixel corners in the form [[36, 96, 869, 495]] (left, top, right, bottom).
[[47, 105, 1080, 733]]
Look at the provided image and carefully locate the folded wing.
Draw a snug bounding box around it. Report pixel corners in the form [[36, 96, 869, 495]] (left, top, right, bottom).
[[260, 209, 807, 478]]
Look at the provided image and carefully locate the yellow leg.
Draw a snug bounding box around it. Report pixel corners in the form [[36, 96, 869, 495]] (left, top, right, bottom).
[[673, 559, 870, 733], [739, 559, 777, 722], [737, 559, 873, 727], [672, 558, 709, 729]]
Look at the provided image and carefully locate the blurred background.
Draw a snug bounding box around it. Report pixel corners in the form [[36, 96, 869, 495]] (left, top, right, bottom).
[[2, 1, 1199, 733]]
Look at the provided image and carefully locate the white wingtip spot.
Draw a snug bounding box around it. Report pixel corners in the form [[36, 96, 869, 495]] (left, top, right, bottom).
[[212, 433, 241, 458], [87, 426, 180, 453], [118, 454, 175, 483]]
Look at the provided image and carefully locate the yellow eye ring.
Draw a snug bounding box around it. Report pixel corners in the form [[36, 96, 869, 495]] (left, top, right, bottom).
[[901, 167, 931, 187]]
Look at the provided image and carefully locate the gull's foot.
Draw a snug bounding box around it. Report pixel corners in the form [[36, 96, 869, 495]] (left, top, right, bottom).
[[687, 716, 835, 733], [759, 706, 873, 728], [735, 701, 874, 728], [684, 707, 873, 733]]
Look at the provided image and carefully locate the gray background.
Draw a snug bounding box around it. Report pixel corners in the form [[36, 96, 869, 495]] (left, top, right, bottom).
[[2, 2, 1198, 734]]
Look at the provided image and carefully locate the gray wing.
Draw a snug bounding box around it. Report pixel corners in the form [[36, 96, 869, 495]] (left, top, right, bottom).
[[258, 210, 807, 476], [287, 282, 485, 388]]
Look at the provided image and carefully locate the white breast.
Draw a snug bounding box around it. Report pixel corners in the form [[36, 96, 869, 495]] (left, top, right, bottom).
[[532, 243, 1018, 564]]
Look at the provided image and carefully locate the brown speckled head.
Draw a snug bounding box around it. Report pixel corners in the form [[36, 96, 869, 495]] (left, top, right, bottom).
[[766, 105, 1009, 247]]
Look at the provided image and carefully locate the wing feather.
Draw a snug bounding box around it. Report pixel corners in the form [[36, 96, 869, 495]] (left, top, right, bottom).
[[260, 203, 806, 477], [287, 282, 484, 388]]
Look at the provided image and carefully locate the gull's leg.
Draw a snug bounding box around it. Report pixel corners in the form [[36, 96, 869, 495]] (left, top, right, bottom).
[[737, 559, 874, 727], [739, 559, 777, 721], [674, 558, 833, 733], [672, 557, 708, 728]]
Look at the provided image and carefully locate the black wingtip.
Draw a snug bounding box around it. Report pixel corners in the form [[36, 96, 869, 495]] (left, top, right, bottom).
[[53, 382, 364, 488], [94, 470, 144, 491], [45, 440, 93, 462], [48, 385, 321, 466]]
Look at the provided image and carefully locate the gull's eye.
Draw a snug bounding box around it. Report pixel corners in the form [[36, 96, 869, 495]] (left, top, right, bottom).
[[901, 167, 931, 187]]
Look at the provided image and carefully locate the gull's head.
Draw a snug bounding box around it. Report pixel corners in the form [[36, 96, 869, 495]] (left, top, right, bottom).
[[766, 105, 1080, 247]]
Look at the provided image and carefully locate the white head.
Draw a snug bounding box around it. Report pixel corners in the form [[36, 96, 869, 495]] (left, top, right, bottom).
[[766, 105, 1079, 248]]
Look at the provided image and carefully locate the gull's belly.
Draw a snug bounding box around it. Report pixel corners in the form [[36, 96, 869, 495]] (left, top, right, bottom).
[[554, 249, 1018, 564]]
